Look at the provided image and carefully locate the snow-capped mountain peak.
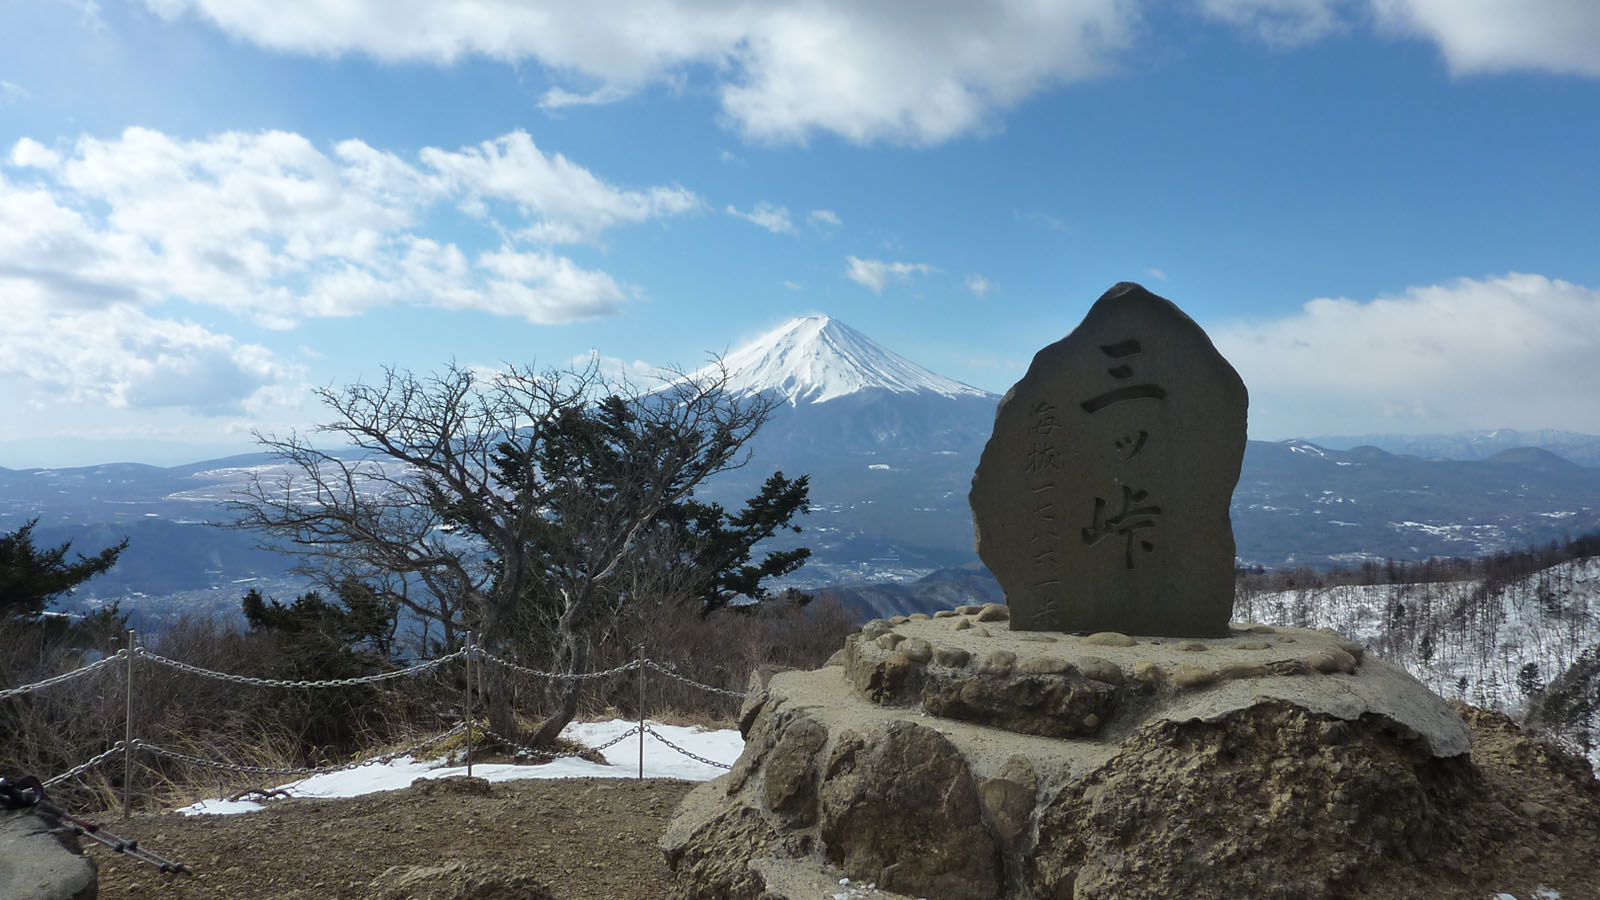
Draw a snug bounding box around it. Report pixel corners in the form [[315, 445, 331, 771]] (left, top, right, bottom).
[[706, 315, 992, 405]]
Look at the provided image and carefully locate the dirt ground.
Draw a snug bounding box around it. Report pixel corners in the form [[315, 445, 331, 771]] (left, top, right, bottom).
[[94, 776, 697, 900], [82, 706, 1600, 900]]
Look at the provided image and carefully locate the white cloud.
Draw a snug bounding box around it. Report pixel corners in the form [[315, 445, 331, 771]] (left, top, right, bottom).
[[0, 125, 696, 422], [1202, 0, 1600, 78], [9, 137, 61, 170], [844, 255, 936, 293], [0, 299, 303, 416], [965, 273, 995, 297], [726, 202, 796, 235], [1370, 0, 1600, 78], [420, 131, 701, 244], [1212, 273, 1600, 436], [1146, 267, 1168, 281], [141, 0, 1137, 146], [782, 280, 803, 291], [1199, 0, 1348, 46], [1, 81, 28, 104], [2, 127, 694, 328], [569, 349, 667, 383], [538, 84, 633, 109], [808, 209, 841, 230]]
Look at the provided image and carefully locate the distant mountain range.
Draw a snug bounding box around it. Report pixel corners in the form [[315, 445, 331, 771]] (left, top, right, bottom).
[[1306, 429, 1600, 467], [6, 314, 1600, 624]]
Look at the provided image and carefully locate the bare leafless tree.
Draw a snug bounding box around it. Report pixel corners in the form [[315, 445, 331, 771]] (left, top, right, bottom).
[[227, 358, 776, 743]]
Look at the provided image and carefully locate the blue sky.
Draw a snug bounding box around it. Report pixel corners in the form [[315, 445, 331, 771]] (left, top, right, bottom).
[[2, 0, 1598, 466]]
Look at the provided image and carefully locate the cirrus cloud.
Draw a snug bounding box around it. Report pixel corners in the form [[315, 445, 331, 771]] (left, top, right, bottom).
[[844, 255, 937, 293], [726, 201, 796, 235]]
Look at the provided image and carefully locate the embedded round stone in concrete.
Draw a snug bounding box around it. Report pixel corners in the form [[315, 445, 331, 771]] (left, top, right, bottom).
[[1084, 631, 1136, 647], [1018, 656, 1071, 675], [899, 638, 933, 664], [1077, 656, 1125, 685], [1174, 664, 1217, 689], [976, 603, 1010, 622], [978, 650, 1017, 676]]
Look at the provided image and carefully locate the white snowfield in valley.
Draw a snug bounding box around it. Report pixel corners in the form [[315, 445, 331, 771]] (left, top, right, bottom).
[[703, 315, 993, 406], [178, 719, 742, 816]]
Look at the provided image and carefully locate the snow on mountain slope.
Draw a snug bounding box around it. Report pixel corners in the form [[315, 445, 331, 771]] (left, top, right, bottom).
[[705, 315, 993, 405], [1236, 558, 1600, 767]]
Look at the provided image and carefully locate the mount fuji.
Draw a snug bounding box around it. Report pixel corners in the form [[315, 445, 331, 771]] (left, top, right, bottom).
[[688, 316, 1002, 584], [707, 315, 991, 406], [700, 315, 1000, 458]]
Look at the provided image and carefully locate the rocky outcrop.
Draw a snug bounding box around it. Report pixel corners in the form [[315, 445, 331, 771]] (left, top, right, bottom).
[[662, 610, 1481, 900], [0, 809, 97, 900]]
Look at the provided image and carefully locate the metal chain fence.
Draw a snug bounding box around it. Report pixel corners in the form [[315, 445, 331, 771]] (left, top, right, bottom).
[[642, 723, 734, 771], [136, 647, 467, 688], [470, 648, 641, 681], [0, 649, 129, 700], [10, 633, 748, 805]]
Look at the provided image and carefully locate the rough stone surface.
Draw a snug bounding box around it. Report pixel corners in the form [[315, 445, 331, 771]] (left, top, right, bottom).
[[662, 800, 782, 900], [666, 610, 1487, 900], [1026, 703, 1475, 900], [970, 282, 1247, 637], [0, 809, 97, 900], [818, 723, 1001, 900], [836, 618, 1468, 756]]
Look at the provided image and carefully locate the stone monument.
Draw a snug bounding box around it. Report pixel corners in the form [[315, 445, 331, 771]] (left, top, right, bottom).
[[660, 283, 1536, 900], [971, 281, 1247, 637]]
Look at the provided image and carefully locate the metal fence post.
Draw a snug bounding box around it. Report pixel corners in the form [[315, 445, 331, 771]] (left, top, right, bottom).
[[637, 643, 646, 780], [464, 631, 475, 779], [123, 628, 135, 821]]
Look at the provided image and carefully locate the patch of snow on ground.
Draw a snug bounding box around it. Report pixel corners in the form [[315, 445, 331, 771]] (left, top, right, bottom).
[[178, 719, 743, 816]]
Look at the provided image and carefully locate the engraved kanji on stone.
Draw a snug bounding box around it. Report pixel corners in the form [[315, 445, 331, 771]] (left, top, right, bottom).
[[1029, 401, 1062, 436], [1113, 430, 1149, 460], [1080, 340, 1167, 414], [1025, 442, 1062, 473], [1081, 485, 1162, 569]]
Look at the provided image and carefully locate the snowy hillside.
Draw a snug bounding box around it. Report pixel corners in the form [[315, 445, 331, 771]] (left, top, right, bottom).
[[1236, 558, 1600, 766], [706, 315, 993, 405]]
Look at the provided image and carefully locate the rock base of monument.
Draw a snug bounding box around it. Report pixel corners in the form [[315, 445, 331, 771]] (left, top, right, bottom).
[[661, 605, 1483, 900]]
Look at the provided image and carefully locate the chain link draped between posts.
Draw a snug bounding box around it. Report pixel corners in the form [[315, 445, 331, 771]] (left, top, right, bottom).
[[469, 648, 640, 682], [642, 659, 749, 697], [473, 722, 643, 762], [136, 647, 468, 688], [13, 635, 750, 799], [0, 649, 129, 700], [44, 742, 128, 789], [642, 724, 735, 770]]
